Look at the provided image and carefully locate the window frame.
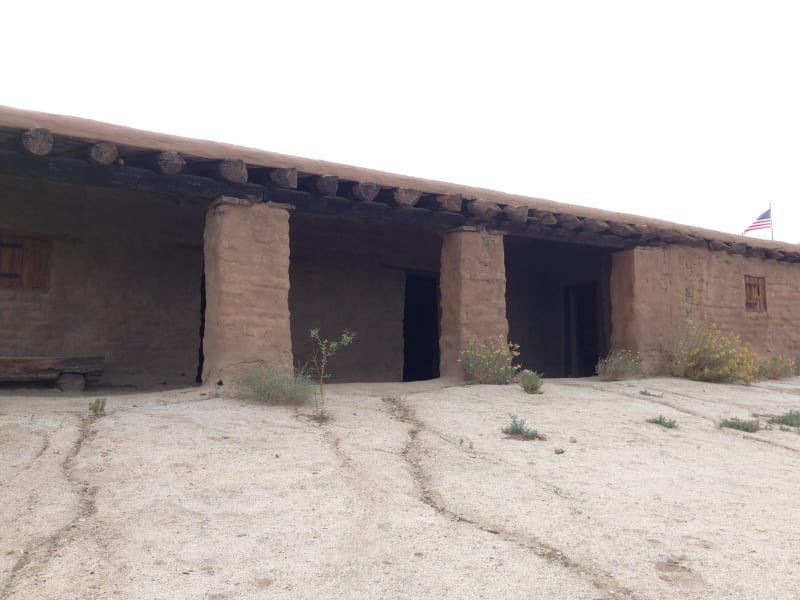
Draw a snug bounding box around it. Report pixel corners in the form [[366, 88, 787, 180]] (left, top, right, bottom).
[[744, 275, 767, 312]]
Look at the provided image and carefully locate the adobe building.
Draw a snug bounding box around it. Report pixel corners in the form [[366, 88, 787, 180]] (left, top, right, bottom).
[[1, 106, 798, 387]]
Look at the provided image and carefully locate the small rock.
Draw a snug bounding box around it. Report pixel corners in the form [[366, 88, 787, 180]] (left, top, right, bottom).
[[554, 448, 565, 454], [569, 437, 577, 443]]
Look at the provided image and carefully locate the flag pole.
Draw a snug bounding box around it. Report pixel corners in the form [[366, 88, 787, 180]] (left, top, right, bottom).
[[770, 202, 774, 240]]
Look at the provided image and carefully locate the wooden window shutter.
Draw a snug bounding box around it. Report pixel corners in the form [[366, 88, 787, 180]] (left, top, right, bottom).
[[0, 233, 50, 289], [744, 275, 766, 312]]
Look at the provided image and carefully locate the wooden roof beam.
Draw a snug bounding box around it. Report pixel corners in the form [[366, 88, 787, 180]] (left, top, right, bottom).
[[21, 128, 54, 156]]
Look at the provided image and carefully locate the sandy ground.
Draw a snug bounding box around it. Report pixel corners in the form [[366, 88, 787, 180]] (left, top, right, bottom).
[[1, 377, 799, 600]]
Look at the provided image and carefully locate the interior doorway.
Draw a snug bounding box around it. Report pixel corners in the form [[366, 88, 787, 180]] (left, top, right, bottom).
[[403, 273, 440, 381], [564, 284, 599, 377]]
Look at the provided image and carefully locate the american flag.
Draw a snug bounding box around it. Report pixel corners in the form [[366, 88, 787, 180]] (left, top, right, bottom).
[[742, 209, 772, 235]]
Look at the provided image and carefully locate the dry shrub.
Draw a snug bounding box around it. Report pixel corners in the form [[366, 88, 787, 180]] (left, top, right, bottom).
[[667, 322, 759, 384], [596, 349, 641, 381], [238, 367, 314, 405], [459, 336, 520, 384], [757, 354, 797, 380], [519, 370, 544, 394]]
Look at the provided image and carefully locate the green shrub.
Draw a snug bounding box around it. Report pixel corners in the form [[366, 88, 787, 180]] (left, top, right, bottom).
[[88, 398, 106, 416], [238, 367, 314, 405], [595, 349, 641, 381], [519, 370, 543, 394], [459, 336, 520, 384], [667, 322, 759, 384], [770, 410, 800, 428], [647, 415, 677, 429], [309, 328, 356, 420], [757, 354, 797, 380], [719, 417, 760, 432], [501, 414, 544, 440]]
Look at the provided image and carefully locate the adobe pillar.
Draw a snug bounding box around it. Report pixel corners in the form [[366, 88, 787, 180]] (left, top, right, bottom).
[[202, 198, 293, 383], [439, 227, 509, 378]]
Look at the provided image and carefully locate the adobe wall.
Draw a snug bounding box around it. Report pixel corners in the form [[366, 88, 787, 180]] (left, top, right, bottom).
[[202, 200, 293, 383], [610, 245, 800, 373], [289, 215, 441, 382], [439, 227, 509, 378], [0, 176, 205, 386]]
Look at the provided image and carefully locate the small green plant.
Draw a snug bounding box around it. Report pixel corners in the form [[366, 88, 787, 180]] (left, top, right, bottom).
[[596, 349, 641, 381], [459, 335, 520, 384], [757, 355, 798, 380], [667, 322, 759, 384], [639, 389, 663, 398], [719, 417, 760, 432], [501, 414, 544, 440], [88, 398, 106, 416], [519, 370, 544, 394], [238, 366, 314, 405], [770, 410, 800, 428], [309, 328, 356, 421], [647, 415, 677, 429]]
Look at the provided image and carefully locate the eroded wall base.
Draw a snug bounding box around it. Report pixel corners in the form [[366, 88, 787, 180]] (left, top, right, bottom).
[[202, 199, 292, 383], [439, 227, 509, 378]]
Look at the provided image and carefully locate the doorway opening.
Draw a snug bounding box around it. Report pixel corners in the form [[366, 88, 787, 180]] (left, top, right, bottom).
[[505, 236, 612, 377], [403, 273, 440, 381], [195, 272, 206, 383], [563, 283, 600, 377]]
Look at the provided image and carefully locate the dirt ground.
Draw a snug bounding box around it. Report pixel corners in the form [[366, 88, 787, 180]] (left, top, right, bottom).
[[1, 376, 799, 599]]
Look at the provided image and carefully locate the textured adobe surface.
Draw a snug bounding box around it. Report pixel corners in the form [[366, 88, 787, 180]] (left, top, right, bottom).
[[202, 200, 293, 383], [611, 245, 800, 373], [439, 227, 509, 377]]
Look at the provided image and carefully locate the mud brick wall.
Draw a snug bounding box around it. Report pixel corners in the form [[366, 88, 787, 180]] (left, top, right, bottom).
[[439, 227, 509, 378], [0, 176, 205, 386], [202, 200, 293, 383], [610, 245, 800, 374], [289, 215, 441, 382]]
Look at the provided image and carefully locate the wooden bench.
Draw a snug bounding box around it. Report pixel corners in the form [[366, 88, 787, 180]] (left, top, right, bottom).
[[0, 356, 105, 390]]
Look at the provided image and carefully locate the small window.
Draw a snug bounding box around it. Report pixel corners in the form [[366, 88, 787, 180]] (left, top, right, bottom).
[[0, 233, 50, 289], [744, 275, 766, 312]]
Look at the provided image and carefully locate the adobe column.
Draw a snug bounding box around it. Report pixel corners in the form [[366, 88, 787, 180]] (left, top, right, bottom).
[[202, 197, 293, 383], [439, 226, 509, 378]]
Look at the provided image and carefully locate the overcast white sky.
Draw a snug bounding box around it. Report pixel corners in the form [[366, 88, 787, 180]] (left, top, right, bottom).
[[3, 1, 798, 242]]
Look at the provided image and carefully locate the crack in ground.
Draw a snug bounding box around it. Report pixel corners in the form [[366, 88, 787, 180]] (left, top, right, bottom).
[[2, 414, 99, 598], [382, 395, 640, 600]]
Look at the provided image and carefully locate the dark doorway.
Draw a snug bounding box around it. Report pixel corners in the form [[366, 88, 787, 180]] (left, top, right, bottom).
[[564, 284, 599, 377], [403, 273, 440, 381], [195, 272, 206, 383]]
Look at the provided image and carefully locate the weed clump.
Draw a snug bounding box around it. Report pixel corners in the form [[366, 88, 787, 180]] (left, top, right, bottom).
[[647, 415, 678, 429], [88, 398, 106, 416], [519, 370, 543, 394], [596, 349, 641, 381], [238, 367, 314, 405], [459, 336, 520, 384], [501, 414, 545, 440], [719, 417, 760, 432], [770, 410, 800, 428], [757, 355, 797, 380], [667, 322, 759, 384]]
